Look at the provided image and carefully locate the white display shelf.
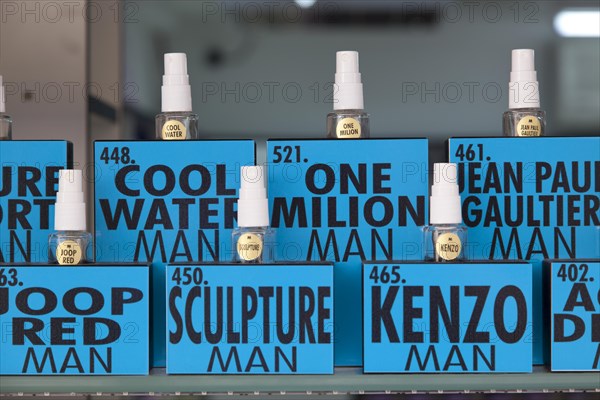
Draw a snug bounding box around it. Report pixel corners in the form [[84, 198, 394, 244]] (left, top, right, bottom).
[[1, 367, 599, 396]]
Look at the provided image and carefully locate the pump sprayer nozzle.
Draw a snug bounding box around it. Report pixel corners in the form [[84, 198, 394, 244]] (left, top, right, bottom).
[[337, 51, 360, 75], [0, 75, 5, 113], [164, 53, 188, 76], [161, 52, 193, 113], [237, 166, 270, 228], [511, 49, 535, 72], [240, 166, 267, 199], [432, 163, 458, 193], [509, 48, 540, 109], [334, 51, 364, 111], [57, 170, 84, 198], [55, 170, 87, 231], [430, 163, 462, 225]]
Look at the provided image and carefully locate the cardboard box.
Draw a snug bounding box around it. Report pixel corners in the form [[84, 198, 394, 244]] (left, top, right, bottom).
[[363, 261, 533, 373], [94, 139, 255, 367], [0, 140, 72, 263], [448, 136, 600, 364], [544, 259, 600, 371], [267, 138, 429, 366], [166, 262, 334, 374], [0, 263, 149, 375]]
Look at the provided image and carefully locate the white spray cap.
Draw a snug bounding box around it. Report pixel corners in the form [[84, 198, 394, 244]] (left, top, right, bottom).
[[0, 75, 5, 113], [509, 49, 540, 109], [54, 170, 86, 231], [161, 53, 193, 112], [334, 51, 364, 111], [237, 166, 269, 228], [430, 163, 462, 225]]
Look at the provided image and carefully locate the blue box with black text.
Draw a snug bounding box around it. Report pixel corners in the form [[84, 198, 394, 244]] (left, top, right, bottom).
[[267, 138, 428, 366], [166, 262, 334, 374], [544, 259, 600, 371], [0, 140, 72, 263], [448, 136, 600, 364], [93, 140, 255, 367], [0, 263, 149, 375], [363, 261, 533, 373]]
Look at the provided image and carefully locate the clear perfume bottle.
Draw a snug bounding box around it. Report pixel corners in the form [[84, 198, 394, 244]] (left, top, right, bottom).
[[326, 51, 370, 139], [327, 110, 370, 139], [0, 75, 12, 140], [49, 170, 92, 265], [423, 163, 468, 262], [503, 49, 545, 137], [156, 53, 199, 140], [232, 166, 276, 264]]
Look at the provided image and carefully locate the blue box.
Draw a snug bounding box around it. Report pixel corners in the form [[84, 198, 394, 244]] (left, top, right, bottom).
[[166, 263, 334, 374], [363, 261, 533, 373], [448, 136, 600, 364], [267, 138, 428, 366], [94, 140, 255, 367], [0, 263, 149, 375], [0, 140, 72, 263], [544, 260, 600, 371]]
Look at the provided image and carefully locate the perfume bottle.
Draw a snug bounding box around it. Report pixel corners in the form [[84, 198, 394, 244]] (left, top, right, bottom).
[[232, 166, 276, 263], [49, 170, 92, 265], [0, 75, 12, 140], [503, 49, 546, 137], [424, 163, 467, 262], [155, 53, 199, 140], [326, 51, 370, 139]]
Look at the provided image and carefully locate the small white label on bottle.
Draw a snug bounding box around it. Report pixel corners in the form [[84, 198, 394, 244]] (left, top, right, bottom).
[[237, 234, 263, 261], [435, 233, 462, 261], [336, 118, 361, 139], [162, 120, 187, 140], [56, 240, 82, 265], [516, 116, 541, 137]]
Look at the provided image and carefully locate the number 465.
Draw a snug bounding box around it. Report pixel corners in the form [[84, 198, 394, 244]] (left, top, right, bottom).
[[369, 265, 401, 284]]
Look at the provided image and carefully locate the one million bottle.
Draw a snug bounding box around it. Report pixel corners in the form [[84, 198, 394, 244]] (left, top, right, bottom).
[[326, 51, 370, 139]]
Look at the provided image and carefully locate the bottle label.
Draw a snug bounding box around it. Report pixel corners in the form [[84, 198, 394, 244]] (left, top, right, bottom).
[[161, 120, 187, 140], [336, 118, 361, 139], [237, 233, 263, 261], [435, 233, 461, 261], [56, 240, 82, 265], [516, 116, 541, 137]]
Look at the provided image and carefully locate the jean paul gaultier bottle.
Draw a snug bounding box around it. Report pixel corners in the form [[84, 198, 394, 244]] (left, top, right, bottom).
[[232, 166, 276, 263], [326, 51, 370, 139], [49, 170, 92, 265], [0, 75, 12, 140], [424, 163, 467, 262], [503, 49, 546, 137], [155, 53, 199, 140]]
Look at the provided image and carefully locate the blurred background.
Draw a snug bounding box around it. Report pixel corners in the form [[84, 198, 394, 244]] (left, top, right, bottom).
[[1, 0, 599, 175], [1, 2, 599, 398]]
